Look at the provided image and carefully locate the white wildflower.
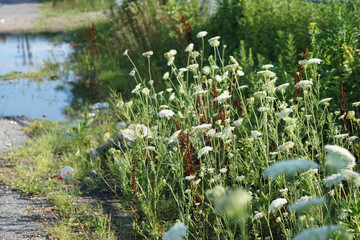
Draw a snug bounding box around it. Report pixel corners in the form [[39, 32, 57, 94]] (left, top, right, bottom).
[[163, 72, 170, 79], [196, 31, 208, 38], [233, 118, 244, 127], [124, 101, 133, 108], [222, 126, 235, 138], [185, 175, 195, 181], [131, 83, 141, 94], [214, 74, 223, 82], [323, 173, 345, 187], [340, 169, 360, 186], [141, 87, 150, 95], [262, 64, 274, 70], [279, 188, 288, 195], [129, 70, 136, 76], [324, 145, 356, 170], [254, 91, 267, 99], [253, 212, 264, 221], [294, 80, 313, 89], [167, 56, 175, 66], [202, 66, 211, 75], [292, 225, 342, 240], [162, 222, 188, 240], [198, 146, 213, 158], [346, 136, 358, 141], [123, 49, 128, 56], [219, 168, 228, 173], [238, 85, 248, 90], [206, 128, 217, 137], [157, 109, 175, 118], [122, 128, 135, 142], [317, 98, 332, 105], [192, 90, 208, 97], [169, 49, 177, 55], [237, 70, 245, 76], [307, 58, 322, 65], [269, 198, 288, 212], [142, 50, 153, 57], [213, 91, 232, 102], [257, 107, 270, 112], [208, 36, 220, 42], [300, 168, 318, 177], [278, 108, 293, 118], [185, 43, 194, 52], [250, 130, 262, 139], [187, 64, 199, 71], [263, 158, 319, 179], [334, 133, 349, 139], [278, 141, 294, 152], [168, 130, 182, 144], [275, 83, 290, 92], [235, 175, 245, 182], [288, 196, 327, 212], [191, 124, 213, 133], [352, 101, 360, 107], [257, 70, 276, 78], [144, 146, 156, 151], [207, 168, 215, 174]]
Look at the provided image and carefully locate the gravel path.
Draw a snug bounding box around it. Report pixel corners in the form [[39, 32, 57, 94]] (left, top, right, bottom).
[[0, 0, 107, 34], [0, 117, 47, 240]]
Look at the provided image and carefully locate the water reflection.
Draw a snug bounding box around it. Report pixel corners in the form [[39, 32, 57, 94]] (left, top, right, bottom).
[[0, 33, 73, 120]]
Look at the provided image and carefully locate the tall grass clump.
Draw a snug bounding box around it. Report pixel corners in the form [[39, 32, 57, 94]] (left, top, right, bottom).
[[99, 31, 360, 239]]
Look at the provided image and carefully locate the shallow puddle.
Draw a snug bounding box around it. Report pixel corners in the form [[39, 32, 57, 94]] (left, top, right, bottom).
[[0, 34, 74, 121]]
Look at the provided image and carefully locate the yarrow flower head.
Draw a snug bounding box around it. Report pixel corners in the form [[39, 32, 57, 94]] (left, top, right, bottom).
[[278, 108, 293, 119], [250, 130, 262, 139], [185, 43, 194, 52], [340, 169, 360, 186], [292, 225, 342, 240], [208, 36, 221, 47], [295, 80, 313, 89], [323, 173, 345, 187], [157, 109, 175, 118], [233, 118, 244, 127], [196, 31, 208, 38], [253, 211, 264, 221], [275, 83, 290, 92], [198, 146, 213, 158], [254, 91, 267, 99], [269, 198, 287, 212], [317, 98, 332, 106], [333, 133, 349, 139], [278, 141, 294, 152], [162, 222, 188, 240], [257, 70, 276, 78], [263, 158, 319, 179], [213, 91, 232, 102], [142, 50, 153, 57], [262, 64, 274, 70], [288, 196, 327, 213], [324, 145, 356, 170]]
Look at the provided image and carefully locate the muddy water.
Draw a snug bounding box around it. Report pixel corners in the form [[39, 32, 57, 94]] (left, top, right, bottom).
[[0, 34, 74, 121]]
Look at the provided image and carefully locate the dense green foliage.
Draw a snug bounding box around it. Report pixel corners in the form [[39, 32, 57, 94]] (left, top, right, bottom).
[[7, 0, 360, 239]]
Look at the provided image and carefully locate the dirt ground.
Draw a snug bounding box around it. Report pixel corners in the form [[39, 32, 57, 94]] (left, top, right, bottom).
[[0, 117, 49, 240], [0, 0, 107, 34]]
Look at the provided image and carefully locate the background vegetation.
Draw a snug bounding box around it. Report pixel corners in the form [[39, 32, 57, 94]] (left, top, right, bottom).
[[4, 0, 360, 239]]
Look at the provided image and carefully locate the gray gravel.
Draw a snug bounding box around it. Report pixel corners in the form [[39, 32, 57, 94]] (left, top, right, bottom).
[[0, 117, 47, 240]]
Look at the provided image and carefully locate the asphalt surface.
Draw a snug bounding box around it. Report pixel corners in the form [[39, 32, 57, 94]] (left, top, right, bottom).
[[0, 0, 41, 33], [0, 117, 47, 240]]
